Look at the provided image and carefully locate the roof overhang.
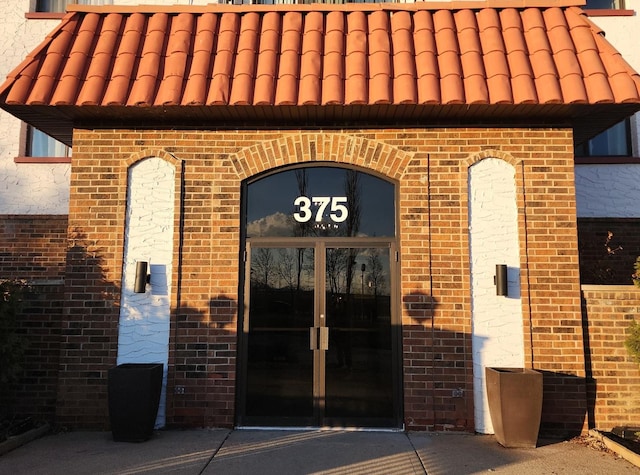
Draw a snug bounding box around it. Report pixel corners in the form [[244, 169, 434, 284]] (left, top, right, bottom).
[[3, 102, 636, 147], [1, 1, 639, 148]]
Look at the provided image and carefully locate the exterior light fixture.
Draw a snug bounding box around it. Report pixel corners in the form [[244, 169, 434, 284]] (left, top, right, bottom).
[[495, 264, 508, 297], [134, 261, 150, 293]]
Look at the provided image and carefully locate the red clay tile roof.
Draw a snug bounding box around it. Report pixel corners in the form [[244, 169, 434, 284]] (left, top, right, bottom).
[[1, 2, 639, 146]]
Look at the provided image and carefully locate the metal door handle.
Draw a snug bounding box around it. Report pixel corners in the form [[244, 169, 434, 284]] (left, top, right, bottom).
[[310, 326, 329, 350], [319, 326, 329, 350], [309, 326, 317, 350]]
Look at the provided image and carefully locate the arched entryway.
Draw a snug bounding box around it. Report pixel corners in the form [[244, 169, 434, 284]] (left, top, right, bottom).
[[236, 164, 402, 428]]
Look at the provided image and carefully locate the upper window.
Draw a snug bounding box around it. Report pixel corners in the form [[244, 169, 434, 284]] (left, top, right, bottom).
[[35, 0, 113, 13], [574, 119, 632, 157], [27, 126, 70, 158], [585, 0, 624, 8]]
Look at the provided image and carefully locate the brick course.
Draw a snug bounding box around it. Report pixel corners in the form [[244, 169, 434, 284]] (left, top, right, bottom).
[[582, 286, 640, 431], [0, 216, 67, 280], [3, 129, 637, 435]]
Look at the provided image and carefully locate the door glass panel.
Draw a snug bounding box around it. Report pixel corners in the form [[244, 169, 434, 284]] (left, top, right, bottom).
[[325, 247, 394, 422], [246, 167, 395, 238], [246, 247, 315, 419]]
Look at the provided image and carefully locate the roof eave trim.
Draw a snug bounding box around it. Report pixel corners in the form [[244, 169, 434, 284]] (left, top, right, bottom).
[[66, 0, 587, 14]]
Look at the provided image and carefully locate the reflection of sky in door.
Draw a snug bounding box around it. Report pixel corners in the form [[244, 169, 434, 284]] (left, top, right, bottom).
[[247, 167, 395, 237]]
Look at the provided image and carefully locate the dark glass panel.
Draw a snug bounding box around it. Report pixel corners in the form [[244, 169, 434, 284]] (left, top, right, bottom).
[[324, 247, 394, 421], [246, 167, 395, 238], [575, 119, 631, 157], [245, 247, 315, 418]]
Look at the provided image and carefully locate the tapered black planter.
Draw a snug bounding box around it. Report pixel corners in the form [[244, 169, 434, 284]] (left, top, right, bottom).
[[486, 367, 543, 448], [108, 363, 163, 442]]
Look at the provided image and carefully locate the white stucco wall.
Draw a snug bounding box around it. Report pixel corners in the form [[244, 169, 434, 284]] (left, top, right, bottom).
[[590, 1, 640, 71], [0, 0, 70, 214], [575, 164, 640, 217], [118, 157, 175, 428], [580, 5, 640, 219], [0, 0, 214, 215], [468, 158, 524, 434]]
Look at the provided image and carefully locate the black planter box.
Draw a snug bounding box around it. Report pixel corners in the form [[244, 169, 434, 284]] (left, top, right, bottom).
[[486, 367, 543, 448], [108, 363, 163, 442]]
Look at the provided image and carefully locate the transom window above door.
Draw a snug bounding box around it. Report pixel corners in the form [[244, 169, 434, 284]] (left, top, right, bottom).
[[245, 166, 395, 239]]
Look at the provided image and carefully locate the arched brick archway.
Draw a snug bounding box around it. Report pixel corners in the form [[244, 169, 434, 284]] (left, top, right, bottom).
[[228, 133, 413, 181]]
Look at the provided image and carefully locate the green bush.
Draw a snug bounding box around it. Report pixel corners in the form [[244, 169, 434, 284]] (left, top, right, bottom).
[[625, 257, 640, 362], [0, 280, 29, 385], [625, 320, 640, 364]]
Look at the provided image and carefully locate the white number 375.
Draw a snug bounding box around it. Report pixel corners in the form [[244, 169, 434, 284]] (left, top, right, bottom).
[[293, 196, 348, 223]]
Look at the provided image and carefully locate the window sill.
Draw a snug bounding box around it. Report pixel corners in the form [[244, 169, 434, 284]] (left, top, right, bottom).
[[14, 156, 71, 163], [25, 12, 66, 20], [575, 156, 640, 164], [584, 8, 635, 16]]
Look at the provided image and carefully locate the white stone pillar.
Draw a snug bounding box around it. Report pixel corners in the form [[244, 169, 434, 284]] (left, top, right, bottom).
[[468, 158, 524, 434], [118, 157, 175, 428]]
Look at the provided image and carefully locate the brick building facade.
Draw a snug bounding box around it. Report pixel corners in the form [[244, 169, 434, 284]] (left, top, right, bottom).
[[53, 126, 586, 434], [1, 3, 639, 436]]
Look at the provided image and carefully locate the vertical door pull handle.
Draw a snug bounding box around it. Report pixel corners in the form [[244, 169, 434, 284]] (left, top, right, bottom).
[[310, 327, 317, 350], [319, 326, 329, 350]]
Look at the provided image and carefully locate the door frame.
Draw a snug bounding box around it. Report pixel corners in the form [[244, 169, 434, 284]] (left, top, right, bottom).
[[236, 236, 402, 428]]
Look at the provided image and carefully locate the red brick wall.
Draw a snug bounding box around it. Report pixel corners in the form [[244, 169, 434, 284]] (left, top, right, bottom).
[[55, 243, 119, 428], [582, 286, 640, 430], [0, 215, 67, 280], [60, 127, 586, 435], [0, 215, 67, 422]]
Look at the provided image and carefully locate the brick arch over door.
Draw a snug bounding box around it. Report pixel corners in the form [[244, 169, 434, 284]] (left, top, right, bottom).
[[227, 133, 413, 180]]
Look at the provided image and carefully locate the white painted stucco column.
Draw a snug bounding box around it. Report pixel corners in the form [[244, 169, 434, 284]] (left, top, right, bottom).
[[118, 157, 175, 428], [468, 158, 524, 434]]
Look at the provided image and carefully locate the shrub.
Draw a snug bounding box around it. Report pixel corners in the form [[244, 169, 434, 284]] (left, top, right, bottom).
[[0, 280, 29, 385], [624, 258, 640, 362], [625, 320, 640, 363]]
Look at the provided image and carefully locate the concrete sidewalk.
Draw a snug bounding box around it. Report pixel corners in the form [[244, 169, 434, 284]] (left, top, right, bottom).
[[0, 429, 638, 475]]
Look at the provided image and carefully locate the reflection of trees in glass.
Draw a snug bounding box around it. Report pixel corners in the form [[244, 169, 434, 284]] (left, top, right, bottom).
[[253, 248, 314, 291], [294, 170, 309, 290], [343, 171, 361, 298], [367, 250, 387, 297], [344, 170, 361, 238], [276, 248, 297, 290], [327, 248, 348, 295], [252, 248, 275, 288], [274, 248, 313, 291], [293, 169, 309, 236], [327, 250, 385, 303]]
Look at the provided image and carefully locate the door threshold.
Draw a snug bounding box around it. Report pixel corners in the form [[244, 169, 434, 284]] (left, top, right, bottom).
[[236, 425, 405, 433]]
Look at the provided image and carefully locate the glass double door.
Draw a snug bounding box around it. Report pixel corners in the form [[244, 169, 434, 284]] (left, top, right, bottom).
[[240, 241, 399, 428]]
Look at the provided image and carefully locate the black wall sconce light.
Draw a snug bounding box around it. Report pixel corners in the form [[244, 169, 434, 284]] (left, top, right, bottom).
[[134, 261, 150, 293], [495, 264, 508, 296]]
